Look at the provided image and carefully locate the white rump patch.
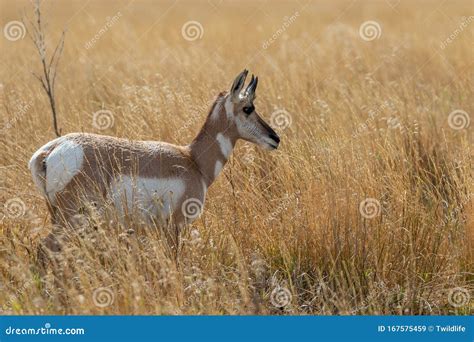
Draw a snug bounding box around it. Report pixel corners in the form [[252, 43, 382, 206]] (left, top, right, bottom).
[[216, 133, 233, 159], [110, 175, 186, 223], [29, 136, 64, 197], [45, 139, 84, 201], [214, 160, 223, 179]]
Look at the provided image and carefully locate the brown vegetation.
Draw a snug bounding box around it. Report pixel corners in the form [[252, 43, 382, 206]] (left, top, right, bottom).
[[0, 0, 472, 314]]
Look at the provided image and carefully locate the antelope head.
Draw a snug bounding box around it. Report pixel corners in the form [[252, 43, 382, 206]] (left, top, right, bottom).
[[226, 70, 280, 150]]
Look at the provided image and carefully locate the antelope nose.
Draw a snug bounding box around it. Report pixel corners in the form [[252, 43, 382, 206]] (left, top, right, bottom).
[[270, 133, 280, 145]]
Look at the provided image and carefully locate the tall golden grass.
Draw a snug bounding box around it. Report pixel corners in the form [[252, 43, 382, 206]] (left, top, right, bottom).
[[0, 0, 472, 314]]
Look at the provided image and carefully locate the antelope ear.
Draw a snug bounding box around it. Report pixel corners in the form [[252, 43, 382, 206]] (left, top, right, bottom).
[[230, 69, 248, 99], [245, 75, 258, 100]]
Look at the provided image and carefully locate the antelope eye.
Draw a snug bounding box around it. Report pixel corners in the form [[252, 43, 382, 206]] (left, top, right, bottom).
[[243, 106, 254, 114]]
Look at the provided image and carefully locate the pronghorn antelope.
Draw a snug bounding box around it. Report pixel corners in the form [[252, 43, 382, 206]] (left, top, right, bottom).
[[29, 70, 280, 235]]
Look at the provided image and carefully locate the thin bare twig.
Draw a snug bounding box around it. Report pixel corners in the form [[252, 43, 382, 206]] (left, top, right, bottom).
[[24, 0, 66, 137]]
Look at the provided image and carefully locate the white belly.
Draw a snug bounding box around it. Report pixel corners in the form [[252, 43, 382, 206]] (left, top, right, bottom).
[[109, 175, 186, 224]]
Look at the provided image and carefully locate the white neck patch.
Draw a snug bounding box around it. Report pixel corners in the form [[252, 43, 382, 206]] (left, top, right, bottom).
[[210, 100, 222, 122], [201, 178, 207, 195], [214, 160, 223, 179], [224, 96, 234, 119], [216, 133, 233, 159]]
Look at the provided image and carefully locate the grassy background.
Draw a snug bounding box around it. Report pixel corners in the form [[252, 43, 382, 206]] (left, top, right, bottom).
[[0, 0, 472, 314]]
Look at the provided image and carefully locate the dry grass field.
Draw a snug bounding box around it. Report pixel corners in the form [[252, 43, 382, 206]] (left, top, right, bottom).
[[0, 0, 472, 315]]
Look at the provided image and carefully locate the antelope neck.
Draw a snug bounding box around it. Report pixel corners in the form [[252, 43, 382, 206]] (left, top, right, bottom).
[[189, 97, 236, 187]]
